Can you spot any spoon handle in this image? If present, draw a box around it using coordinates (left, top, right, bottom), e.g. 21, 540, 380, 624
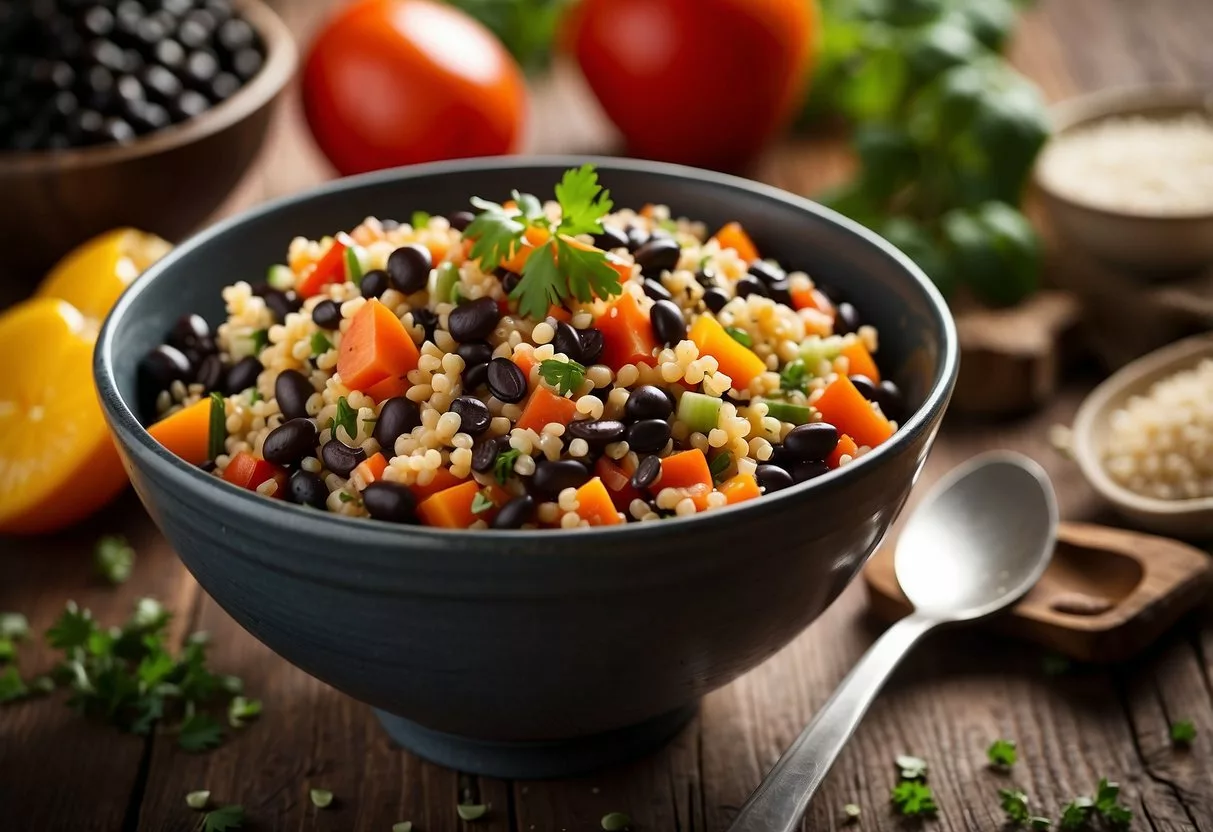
726, 613, 938, 832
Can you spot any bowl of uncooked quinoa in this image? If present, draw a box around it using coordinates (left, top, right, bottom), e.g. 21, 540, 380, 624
1033, 86, 1213, 275
1072, 333, 1213, 540
95, 156, 957, 777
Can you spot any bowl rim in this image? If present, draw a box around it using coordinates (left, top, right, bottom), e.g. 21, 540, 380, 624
1032, 84, 1213, 223
1071, 331, 1213, 517
0, 0, 297, 175
95, 155, 959, 546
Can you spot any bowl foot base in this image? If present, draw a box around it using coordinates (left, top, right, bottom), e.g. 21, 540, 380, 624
373, 702, 699, 779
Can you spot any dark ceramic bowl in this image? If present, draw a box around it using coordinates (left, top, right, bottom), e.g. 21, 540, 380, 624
95, 157, 958, 778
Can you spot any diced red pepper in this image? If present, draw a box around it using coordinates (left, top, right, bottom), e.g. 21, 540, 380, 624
594, 456, 642, 513
222, 451, 288, 497
297, 233, 355, 298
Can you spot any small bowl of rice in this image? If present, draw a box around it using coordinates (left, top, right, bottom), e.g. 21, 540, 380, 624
1033, 86, 1213, 276
1072, 332, 1213, 540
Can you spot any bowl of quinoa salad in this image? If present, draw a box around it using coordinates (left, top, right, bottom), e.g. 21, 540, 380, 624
96, 157, 957, 776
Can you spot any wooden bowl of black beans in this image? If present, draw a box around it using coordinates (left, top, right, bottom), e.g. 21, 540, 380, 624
0, 0, 296, 278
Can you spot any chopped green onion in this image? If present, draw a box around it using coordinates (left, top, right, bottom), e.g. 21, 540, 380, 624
207, 393, 226, 461
266, 264, 294, 291
456, 803, 487, 821
310, 789, 334, 809
677, 391, 722, 434
430, 261, 461, 304
799, 335, 843, 368
344, 246, 364, 285
186, 790, 211, 810
724, 326, 752, 348
708, 451, 732, 484
251, 329, 269, 354
310, 330, 333, 357
761, 400, 812, 425
494, 448, 522, 485
410, 210, 431, 229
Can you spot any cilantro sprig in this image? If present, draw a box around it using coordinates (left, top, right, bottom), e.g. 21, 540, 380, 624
538, 358, 587, 396
493, 448, 523, 485
891, 780, 937, 817
465, 165, 622, 319
1170, 719, 1196, 747
988, 738, 1018, 769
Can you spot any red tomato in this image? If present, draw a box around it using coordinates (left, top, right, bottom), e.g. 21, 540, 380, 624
302, 0, 527, 176
566, 0, 817, 170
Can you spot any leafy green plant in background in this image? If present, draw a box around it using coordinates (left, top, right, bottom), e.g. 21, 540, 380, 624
445, 0, 573, 73
805, 0, 1049, 307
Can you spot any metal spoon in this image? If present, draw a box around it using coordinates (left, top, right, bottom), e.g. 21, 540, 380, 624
727, 451, 1058, 832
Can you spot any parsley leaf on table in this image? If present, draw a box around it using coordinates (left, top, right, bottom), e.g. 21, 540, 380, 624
1000, 788, 1031, 825
179, 713, 224, 752
95, 535, 135, 585
1031, 817, 1053, 830
554, 163, 613, 236
538, 358, 587, 396
0, 666, 27, 703
1170, 719, 1196, 746
201, 804, 244, 832
891, 780, 938, 817
1094, 779, 1132, 830
1058, 797, 1093, 830
988, 738, 1018, 768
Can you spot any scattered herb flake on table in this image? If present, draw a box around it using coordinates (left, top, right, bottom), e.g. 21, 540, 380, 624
227, 695, 262, 728
201, 804, 244, 832
891, 779, 938, 817
601, 811, 631, 831
456, 803, 488, 821
988, 738, 1018, 768
186, 790, 212, 810
392, 823, 413, 832
1000, 788, 1031, 825
896, 754, 929, 781
1170, 719, 1196, 746
95, 534, 135, 584
310, 788, 334, 809
179, 713, 224, 752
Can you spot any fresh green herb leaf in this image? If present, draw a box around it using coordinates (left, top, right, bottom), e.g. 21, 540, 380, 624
1058, 797, 1093, 830
28, 675, 54, 695
1031, 817, 1052, 830
0, 666, 27, 703
513, 239, 565, 320
331, 396, 358, 442
724, 326, 753, 348
0, 612, 29, 641
186, 790, 211, 810
46, 601, 96, 650
227, 696, 261, 728
538, 357, 587, 396
1094, 779, 1131, 829
988, 738, 1018, 768
1170, 719, 1196, 746
1103, 804, 1132, 830
310, 330, 333, 357
345, 246, 364, 285
466, 197, 529, 272
393, 823, 413, 832
130, 597, 169, 632
249, 389, 262, 405
471, 491, 495, 515
95, 535, 135, 585
494, 448, 522, 485
267, 264, 294, 291
411, 210, 431, 229
555, 235, 622, 305
709, 451, 733, 484
512, 189, 545, 221
310, 789, 334, 809
179, 713, 224, 752
554, 163, 613, 236
219, 674, 242, 694
779, 358, 809, 394
200, 804, 244, 832
601, 811, 631, 831
890, 780, 937, 817
338, 491, 356, 503
0, 638, 13, 664
208, 393, 226, 461
1000, 788, 1031, 825
896, 754, 928, 781
251, 329, 269, 353
843, 803, 862, 823
457, 803, 488, 821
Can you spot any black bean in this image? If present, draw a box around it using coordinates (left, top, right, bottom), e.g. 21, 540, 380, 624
411, 308, 439, 344
321, 439, 366, 478
456, 341, 493, 369
463, 362, 489, 392
125, 99, 170, 133
183, 50, 218, 88
199, 460, 217, 473
143, 344, 192, 387
168, 314, 213, 354
471, 438, 503, 473
208, 71, 240, 102
579, 328, 604, 365
626, 226, 649, 252
264, 288, 301, 322
694, 269, 717, 288
633, 237, 681, 278
286, 470, 329, 509
624, 385, 674, 421
217, 17, 255, 52
362, 482, 416, 524
446, 297, 500, 343
835, 302, 860, 335
450, 395, 491, 435
312, 299, 342, 330
274, 369, 314, 420
590, 383, 614, 402
100, 116, 136, 143
755, 464, 794, 494
492, 495, 535, 529
195, 354, 224, 391
650, 299, 687, 347
849, 374, 879, 401
703, 288, 729, 313
154, 39, 186, 70
177, 18, 211, 50
486, 357, 527, 404
373, 397, 421, 450
783, 422, 839, 461
642, 278, 672, 302
224, 355, 262, 394
171, 89, 209, 120
386, 244, 431, 294
592, 225, 628, 251
627, 419, 672, 454
551, 321, 583, 363
566, 419, 627, 447
631, 454, 662, 490
262, 418, 318, 468
532, 459, 592, 496
141, 64, 181, 103
877, 380, 904, 423
767, 279, 793, 308
115, 73, 144, 105
734, 276, 767, 299
791, 460, 830, 484
748, 260, 783, 285
360, 268, 389, 299
447, 210, 475, 231
497, 268, 521, 294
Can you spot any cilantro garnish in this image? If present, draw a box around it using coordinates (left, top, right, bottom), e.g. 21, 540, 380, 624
891, 780, 937, 817
988, 738, 1018, 769
251, 328, 269, 353
310, 330, 333, 357
227, 695, 262, 728
207, 392, 226, 461
1031, 816, 1053, 829
1058, 798, 1093, 830
200, 804, 244, 832
538, 358, 587, 396
95, 535, 135, 585
709, 451, 732, 484
494, 448, 523, 484
725, 326, 753, 348
331, 396, 357, 442
471, 491, 495, 515
1170, 719, 1196, 746
1095, 779, 1131, 830
1000, 788, 1031, 825
465, 198, 528, 269
179, 713, 224, 752
554, 164, 614, 235
779, 358, 809, 395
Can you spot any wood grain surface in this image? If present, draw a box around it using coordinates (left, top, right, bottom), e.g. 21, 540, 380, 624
2, 1, 1211, 830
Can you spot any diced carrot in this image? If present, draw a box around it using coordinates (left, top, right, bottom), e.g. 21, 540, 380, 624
513, 349, 539, 383
719, 473, 761, 504
148, 397, 213, 466
595, 456, 642, 513
639, 204, 657, 218
658, 449, 714, 510
362, 373, 410, 402
574, 477, 624, 526
547, 304, 572, 323
353, 452, 388, 486
416, 480, 482, 529
297, 233, 354, 298
428, 237, 451, 264
790, 284, 835, 319
827, 434, 859, 469
709, 221, 758, 262
408, 467, 465, 501
516, 386, 578, 433
337, 299, 419, 395
497, 225, 551, 273
814, 376, 894, 449
688, 314, 765, 390
596, 291, 658, 370
839, 340, 881, 383
560, 235, 632, 284
222, 452, 287, 497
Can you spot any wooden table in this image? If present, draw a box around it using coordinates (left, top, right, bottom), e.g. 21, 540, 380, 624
3, 1, 1211, 829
